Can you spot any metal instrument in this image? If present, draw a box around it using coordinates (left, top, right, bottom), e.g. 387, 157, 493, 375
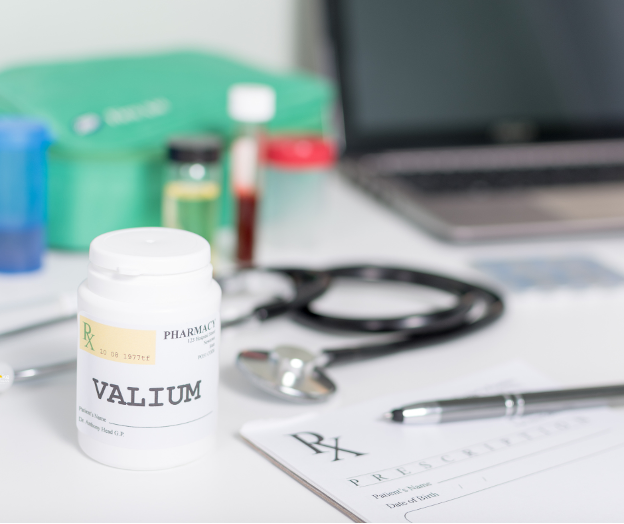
2, 265, 504, 403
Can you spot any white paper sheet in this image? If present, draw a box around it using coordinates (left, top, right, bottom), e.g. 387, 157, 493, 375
241, 362, 624, 522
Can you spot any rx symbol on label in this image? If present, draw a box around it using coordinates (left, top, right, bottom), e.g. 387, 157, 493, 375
290, 432, 367, 462
83, 322, 95, 351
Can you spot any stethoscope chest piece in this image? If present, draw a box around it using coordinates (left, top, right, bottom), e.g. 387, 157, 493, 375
236, 345, 336, 403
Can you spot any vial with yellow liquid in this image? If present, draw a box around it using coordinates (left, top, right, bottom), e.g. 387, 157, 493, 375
163, 136, 222, 250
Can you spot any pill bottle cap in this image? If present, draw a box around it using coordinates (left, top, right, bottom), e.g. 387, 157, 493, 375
168, 135, 222, 163
89, 227, 211, 276
0, 117, 51, 273
0, 117, 52, 149
228, 84, 276, 123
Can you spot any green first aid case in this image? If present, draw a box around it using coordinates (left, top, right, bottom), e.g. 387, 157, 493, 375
0, 51, 333, 250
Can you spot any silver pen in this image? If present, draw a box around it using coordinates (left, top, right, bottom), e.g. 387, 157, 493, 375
384, 384, 624, 424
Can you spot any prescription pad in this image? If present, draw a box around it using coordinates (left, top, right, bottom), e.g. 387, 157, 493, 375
241, 361, 624, 522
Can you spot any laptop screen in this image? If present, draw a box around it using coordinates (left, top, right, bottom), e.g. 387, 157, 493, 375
328, 0, 624, 154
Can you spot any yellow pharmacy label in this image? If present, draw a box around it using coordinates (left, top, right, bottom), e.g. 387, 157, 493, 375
79, 316, 156, 365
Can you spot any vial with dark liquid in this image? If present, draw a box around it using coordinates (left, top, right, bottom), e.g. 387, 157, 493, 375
228, 84, 275, 267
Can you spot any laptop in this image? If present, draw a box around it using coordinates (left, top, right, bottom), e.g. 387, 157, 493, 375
325, 0, 624, 242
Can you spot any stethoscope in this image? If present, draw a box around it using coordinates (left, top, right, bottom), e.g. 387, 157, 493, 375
0, 265, 504, 402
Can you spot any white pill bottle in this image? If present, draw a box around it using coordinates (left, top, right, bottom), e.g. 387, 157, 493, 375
76, 227, 221, 470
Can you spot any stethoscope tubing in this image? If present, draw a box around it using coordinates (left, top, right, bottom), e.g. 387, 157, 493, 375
290, 265, 504, 365
293, 266, 485, 333
321, 286, 503, 365
3, 265, 503, 384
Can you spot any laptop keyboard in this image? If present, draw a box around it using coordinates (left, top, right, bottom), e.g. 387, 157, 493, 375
392, 165, 624, 193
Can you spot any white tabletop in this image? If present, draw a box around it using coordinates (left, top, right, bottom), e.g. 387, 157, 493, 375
3, 174, 624, 522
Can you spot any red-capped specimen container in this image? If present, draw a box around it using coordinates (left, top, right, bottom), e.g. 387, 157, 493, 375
262, 136, 335, 246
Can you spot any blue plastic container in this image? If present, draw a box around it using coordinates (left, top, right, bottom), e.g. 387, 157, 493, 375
0, 118, 51, 272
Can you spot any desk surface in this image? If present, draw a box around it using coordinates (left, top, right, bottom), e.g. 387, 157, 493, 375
3, 174, 624, 522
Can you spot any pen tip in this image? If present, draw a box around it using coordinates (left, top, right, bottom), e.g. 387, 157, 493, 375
384, 410, 404, 423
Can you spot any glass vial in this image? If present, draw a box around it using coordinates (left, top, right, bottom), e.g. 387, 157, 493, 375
227, 84, 275, 266
163, 135, 222, 247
